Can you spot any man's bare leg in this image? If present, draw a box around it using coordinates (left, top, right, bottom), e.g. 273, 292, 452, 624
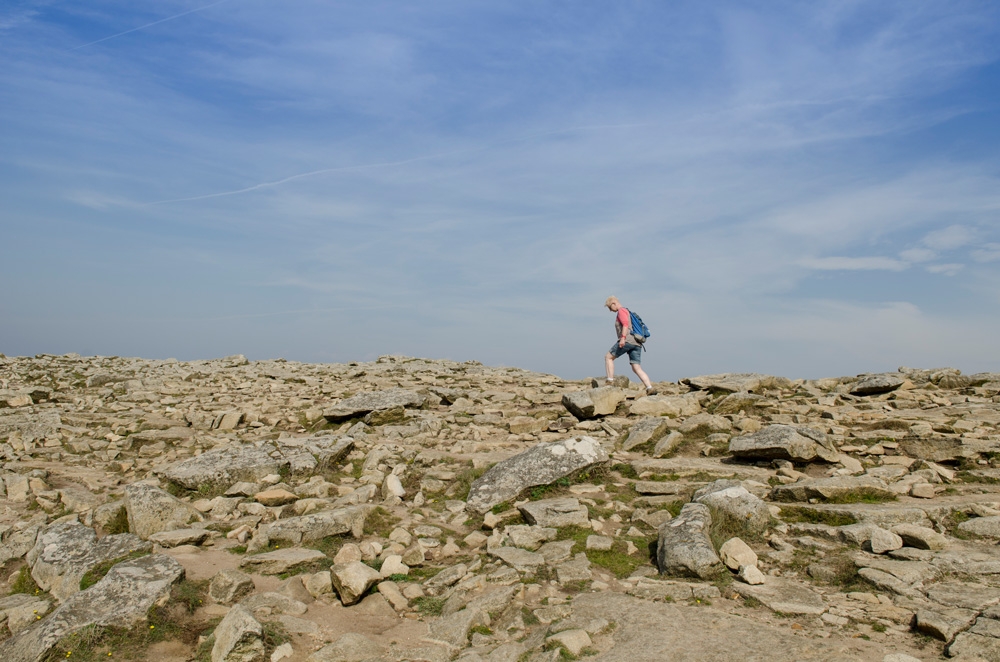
605, 353, 615, 382
631, 363, 652, 389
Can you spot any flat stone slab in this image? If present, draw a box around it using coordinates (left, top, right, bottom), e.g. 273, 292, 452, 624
240, 548, 327, 575
519, 497, 590, 528
27, 522, 151, 602
682, 373, 773, 394
850, 374, 904, 396
770, 475, 894, 503
958, 516, 1000, 539
0, 554, 184, 662
568, 590, 898, 661
466, 437, 608, 514
634, 481, 686, 495
323, 389, 424, 421
156, 437, 353, 490
731, 577, 827, 615
148, 528, 210, 548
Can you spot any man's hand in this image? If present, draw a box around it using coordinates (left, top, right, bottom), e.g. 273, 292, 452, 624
618, 336, 626, 348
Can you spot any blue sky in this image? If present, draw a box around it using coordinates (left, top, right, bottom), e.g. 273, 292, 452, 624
2, 1, 999, 381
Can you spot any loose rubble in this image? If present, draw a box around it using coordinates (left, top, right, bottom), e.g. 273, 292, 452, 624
0, 354, 997, 660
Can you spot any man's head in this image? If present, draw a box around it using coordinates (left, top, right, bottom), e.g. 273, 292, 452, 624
605, 296, 620, 312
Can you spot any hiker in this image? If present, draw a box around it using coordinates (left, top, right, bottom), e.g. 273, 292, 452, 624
604, 296, 657, 395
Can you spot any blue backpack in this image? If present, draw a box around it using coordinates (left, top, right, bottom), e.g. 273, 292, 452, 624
629, 310, 651, 345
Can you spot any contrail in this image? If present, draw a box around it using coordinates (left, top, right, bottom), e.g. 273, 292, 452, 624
147, 122, 650, 205
69, 0, 230, 51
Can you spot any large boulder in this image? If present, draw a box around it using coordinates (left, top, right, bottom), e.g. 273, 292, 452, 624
157, 437, 353, 490
693, 481, 771, 538
123, 482, 204, 539
465, 437, 609, 514
323, 389, 423, 421
0, 554, 184, 662
728, 425, 838, 463
850, 374, 904, 396
26, 522, 151, 602
657, 503, 723, 579
561, 387, 625, 420
211, 603, 265, 662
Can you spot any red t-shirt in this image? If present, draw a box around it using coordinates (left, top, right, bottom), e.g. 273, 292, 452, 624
615, 308, 632, 339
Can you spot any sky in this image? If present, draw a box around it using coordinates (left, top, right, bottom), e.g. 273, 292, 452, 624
2, 1, 1000, 382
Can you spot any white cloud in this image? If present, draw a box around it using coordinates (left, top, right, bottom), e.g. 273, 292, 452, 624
971, 243, 1000, 262
798, 256, 908, 271
899, 247, 936, 263
922, 224, 975, 250
925, 263, 964, 275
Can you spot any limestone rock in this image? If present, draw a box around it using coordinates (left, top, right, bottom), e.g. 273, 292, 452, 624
148, 528, 209, 548
713, 392, 768, 415
738, 564, 766, 585
123, 482, 203, 540
850, 374, 904, 396
330, 561, 382, 606
957, 516, 1000, 539
693, 481, 770, 538
867, 527, 903, 554
682, 373, 773, 394
26, 522, 151, 602
260, 505, 374, 545
731, 577, 826, 615
0, 594, 52, 634
890, 524, 948, 550
240, 548, 327, 575
323, 389, 423, 421
307, 633, 384, 662
561, 387, 625, 420
518, 497, 590, 528
729, 425, 838, 463
718, 537, 757, 571
770, 475, 894, 502
629, 394, 701, 417
621, 417, 671, 451
657, 503, 723, 579
210, 569, 256, 604
546, 629, 592, 656
211, 603, 265, 662
0, 554, 184, 662
465, 437, 608, 514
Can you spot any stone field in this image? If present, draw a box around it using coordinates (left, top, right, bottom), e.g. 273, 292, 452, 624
0, 352, 998, 662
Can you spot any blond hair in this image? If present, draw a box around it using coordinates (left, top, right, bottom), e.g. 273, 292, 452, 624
604, 296, 619, 309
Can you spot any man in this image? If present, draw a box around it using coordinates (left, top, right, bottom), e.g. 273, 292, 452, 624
604, 296, 657, 395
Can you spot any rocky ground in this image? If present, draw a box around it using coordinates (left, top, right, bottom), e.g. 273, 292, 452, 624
0, 354, 998, 662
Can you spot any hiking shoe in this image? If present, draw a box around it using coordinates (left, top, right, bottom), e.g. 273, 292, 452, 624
605, 378, 615, 385
645, 386, 658, 396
